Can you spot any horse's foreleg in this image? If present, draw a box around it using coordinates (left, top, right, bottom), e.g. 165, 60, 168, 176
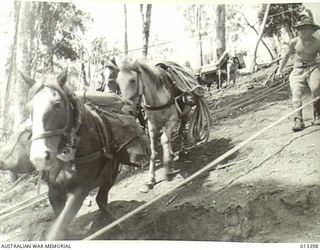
148, 133, 157, 186
217, 70, 221, 89
161, 127, 179, 181
233, 73, 237, 85
177, 114, 189, 156
140, 126, 158, 193
48, 184, 66, 217
96, 159, 119, 212
46, 188, 88, 240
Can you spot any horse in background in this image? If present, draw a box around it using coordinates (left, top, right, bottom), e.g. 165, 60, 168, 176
216, 51, 246, 89
21, 71, 120, 240
226, 56, 241, 85
116, 60, 210, 192
96, 58, 120, 94
97, 58, 147, 130
0, 122, 34, 181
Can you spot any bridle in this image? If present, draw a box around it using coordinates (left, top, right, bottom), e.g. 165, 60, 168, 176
29, 81, 73, 142
121, 69, 144, 109
121, 69, 175, 112
28, 78, 114, 180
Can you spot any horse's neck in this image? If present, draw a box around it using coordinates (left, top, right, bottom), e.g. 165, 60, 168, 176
141, 71, 172, 107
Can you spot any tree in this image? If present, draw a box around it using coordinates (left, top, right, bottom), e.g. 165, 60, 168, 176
249, 4, 271, 72
2, 1, 91, 136
214, 5, 226, 60
240, 12, 276, 60
124, 4, 128, 55
3, 1, 32, 134
140, 4, 152, 58
182, 4, 214, 64
257, 4, 305, 40
197, 5, 204, 66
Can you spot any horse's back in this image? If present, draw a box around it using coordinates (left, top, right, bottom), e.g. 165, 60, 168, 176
75, 90, 123, 110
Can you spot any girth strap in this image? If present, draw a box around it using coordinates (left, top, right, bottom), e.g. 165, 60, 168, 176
71, 146, 113, 165
143, 99, 175, 111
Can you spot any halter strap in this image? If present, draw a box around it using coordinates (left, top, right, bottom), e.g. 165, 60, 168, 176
137, 71, 175, 111
30, 82, 72, 141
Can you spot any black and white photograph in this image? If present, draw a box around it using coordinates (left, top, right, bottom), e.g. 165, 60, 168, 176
0, 0, 320, 247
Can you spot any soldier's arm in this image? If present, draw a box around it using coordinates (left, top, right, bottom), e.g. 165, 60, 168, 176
277, 38, 297, 74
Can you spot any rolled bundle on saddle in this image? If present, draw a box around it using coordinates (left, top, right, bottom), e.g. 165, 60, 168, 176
157, 61, 206, 98
75, 90, 150, 168
75, 90, 123, 111
216, 51, 230, 69
156, 61, 211, 143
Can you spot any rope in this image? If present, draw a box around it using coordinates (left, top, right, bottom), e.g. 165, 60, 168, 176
0, 175, 38, 201
0, 191, 47, 220
84, 96, 320, 240
210, 81, 288, 120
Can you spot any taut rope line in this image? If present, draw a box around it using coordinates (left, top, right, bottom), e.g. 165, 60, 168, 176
84, 96, 320, 240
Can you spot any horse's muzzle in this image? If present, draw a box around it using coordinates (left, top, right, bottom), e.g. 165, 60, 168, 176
30, 141, 56, 171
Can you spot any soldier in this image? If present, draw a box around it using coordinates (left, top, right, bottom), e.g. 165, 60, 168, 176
276, 16, 320, 132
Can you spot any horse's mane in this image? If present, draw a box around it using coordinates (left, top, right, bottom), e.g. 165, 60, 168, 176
120, 60, 163, 89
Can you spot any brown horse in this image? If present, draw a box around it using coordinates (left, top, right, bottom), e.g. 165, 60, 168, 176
21, 71, 120, 240
116, 60, 210, 192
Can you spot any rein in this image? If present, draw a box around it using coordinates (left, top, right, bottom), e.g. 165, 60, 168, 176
30, 82, 113, 168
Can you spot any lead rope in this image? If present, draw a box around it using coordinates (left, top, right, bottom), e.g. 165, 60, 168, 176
36, 171, 43, 195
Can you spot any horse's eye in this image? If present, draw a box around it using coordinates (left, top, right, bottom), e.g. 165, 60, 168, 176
52, 101, 61, 110
129, 79, 136, 84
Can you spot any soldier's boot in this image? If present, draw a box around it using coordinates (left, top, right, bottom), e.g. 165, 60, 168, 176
313, 99, 320, 125
292, 101, 305, 132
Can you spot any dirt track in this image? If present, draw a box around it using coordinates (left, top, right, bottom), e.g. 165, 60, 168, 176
1, 69, 320, 242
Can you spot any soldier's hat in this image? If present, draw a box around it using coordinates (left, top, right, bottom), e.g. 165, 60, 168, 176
294, 16, 320, 31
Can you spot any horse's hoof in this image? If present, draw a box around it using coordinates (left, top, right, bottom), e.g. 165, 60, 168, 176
139, 183, 154, 193
165, 169, 180, 182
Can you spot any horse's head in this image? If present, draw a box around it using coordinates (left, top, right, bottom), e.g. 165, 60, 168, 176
105, 59, 120, 94
116, 61, 142, 116
21, 70, 72, 171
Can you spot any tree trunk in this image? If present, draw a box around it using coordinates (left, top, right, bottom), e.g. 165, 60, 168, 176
124, 4, 128, 55
140, 4, 152, 59
240, 12, 275, 61
249, 4, 271, 72
214, 5, 226, 61
283, 23, 294, 40
4, 1, 32, 135
197, 5, 203, 66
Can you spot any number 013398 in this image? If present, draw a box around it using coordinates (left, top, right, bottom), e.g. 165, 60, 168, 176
300, 244, 319, 248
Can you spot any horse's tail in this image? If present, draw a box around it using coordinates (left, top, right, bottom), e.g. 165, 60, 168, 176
187, 96, 211, 144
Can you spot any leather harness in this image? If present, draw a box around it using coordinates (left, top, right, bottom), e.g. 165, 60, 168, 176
29, 81, 113, 167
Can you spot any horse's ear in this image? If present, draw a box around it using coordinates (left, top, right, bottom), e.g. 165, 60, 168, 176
111, 57, 117, 67
19, 71, 35, 87
57, 69, 68, 86
106, 58, 118, 71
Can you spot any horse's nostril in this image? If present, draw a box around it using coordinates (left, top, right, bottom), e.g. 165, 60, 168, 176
129, 111, 134, 116
45, 151, 50, 161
